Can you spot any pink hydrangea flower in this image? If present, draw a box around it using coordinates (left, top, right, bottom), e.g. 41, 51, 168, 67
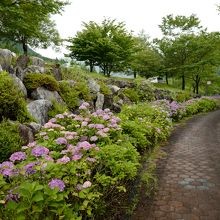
55, 114, 64, 119
81, 121, 88, 127
90, 136, 98, 142
77, 141, 91, 150
82, 181, 92, 189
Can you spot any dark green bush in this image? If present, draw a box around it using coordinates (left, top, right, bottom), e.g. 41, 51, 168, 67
23, 73, 59, 92
59, 80, 91, 110
0, 71, 32, 122
0, 120, 23, 162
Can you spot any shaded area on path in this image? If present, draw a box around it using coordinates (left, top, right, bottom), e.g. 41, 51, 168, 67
131, 110, 220, 220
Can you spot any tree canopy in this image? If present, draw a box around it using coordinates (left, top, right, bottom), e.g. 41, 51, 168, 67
68, 18, 134, 76
0, 0, 69, 54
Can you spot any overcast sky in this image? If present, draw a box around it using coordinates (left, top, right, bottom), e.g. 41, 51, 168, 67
36, 0, 220, 58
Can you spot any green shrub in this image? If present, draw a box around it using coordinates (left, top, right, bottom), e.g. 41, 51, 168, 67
0, 120, 23, 162
98, 81, 112, 95
59, 80, 91, 110
119, 103, 172, 152
174, 91, 191, 102
48, 100, 68, 118
0, 71, 33, 122
197, 98, 217, 112
23, 73, 59, 92
134, 80, 155, 102
122, 88, 139, 103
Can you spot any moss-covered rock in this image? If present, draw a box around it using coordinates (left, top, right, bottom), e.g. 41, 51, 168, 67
23, 73, 59, 92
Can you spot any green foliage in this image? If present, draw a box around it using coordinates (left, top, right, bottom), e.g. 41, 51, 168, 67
122, 88, 140, 103
98, 81, 112, 95
0, 120, 23, 162
0, 0, 68, 54
119, 103, 172, 152
0, 71, 32, 122
48, 100, 68, 118
68, 18, 134, 76
134, 80, 155, 101
0, 105, 140, 219
128, 33, 163, 78
174, 91, 191, 102
59, 80, 91, 110
23, 73, 60, 92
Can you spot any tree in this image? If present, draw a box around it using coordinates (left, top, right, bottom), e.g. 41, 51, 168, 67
128, 34, 163, 79
68, 18, 134, 77
183, 32, 220, 94
0, 0, 69, 55
157, 14, 204, 89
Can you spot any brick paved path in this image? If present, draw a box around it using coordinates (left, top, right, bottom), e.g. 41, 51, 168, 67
132, 110, 220, 220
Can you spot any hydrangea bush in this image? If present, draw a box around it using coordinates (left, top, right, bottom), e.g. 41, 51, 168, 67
0, 97, 218, 219
0, 103, 140, 219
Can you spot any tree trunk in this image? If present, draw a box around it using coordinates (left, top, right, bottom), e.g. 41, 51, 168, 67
165, 73, 168, 85
134, 72, 137, 79
181, 74, 185, 90
89, 61, 94, 72
22, 39, 28, 55
195, 75, 200, 94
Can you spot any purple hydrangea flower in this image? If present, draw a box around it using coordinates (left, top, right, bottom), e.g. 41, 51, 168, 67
72, 153, 83, 161
24, 162, 36, 174
1, 168, 14, 177
57, 156, 70, 164
56, 137, 67, 145
10, 152, 26, 162
49, 118, 57, 123
0, 161, 14, 169
6, 193, 19, 203
94, 124, 105, 129
77, 141, 92, 150
48, 178, 65, 192
31, 146, 49, 157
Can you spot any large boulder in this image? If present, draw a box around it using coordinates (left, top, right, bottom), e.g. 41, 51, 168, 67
27, 100, 52, 125
24, 65, 45, 74
16, 55, 30, 69
88, 78, 100, 94
108, 85, 120, 94
52, 64, 62, 81
11, 75, 27, 98
14, 66, 25, 81
19, 124, 34, 145
0, 48, 14, 71
32, 57, 45, 67
31, 87, 65, 104
95, 93, 104, 110
28, 122, 42, 134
